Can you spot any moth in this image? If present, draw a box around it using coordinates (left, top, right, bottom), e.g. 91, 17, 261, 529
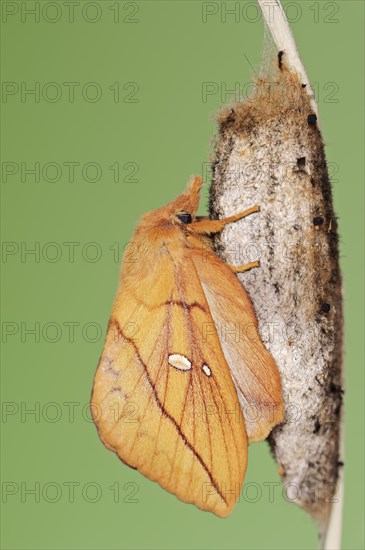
91, 176, 283, 517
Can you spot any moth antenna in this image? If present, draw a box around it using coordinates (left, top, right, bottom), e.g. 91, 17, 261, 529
186, 176, 203, 213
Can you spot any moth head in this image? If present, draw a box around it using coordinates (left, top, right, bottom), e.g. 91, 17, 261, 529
140, 176, 203, 228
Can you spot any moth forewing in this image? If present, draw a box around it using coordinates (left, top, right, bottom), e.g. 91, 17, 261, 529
91, 176, 283, 516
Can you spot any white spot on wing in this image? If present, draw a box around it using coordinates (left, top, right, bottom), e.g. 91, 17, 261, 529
202, 364, 211, 377
168, 354, 192, 371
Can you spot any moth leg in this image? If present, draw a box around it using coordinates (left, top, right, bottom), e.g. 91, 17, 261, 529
220, 205, 260, 225
227, 260, 260, 273
190, 205, 260, 234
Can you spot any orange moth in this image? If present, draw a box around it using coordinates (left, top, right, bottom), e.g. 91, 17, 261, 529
91, 176, 284, 517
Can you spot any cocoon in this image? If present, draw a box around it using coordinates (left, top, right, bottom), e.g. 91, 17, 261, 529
210, 63, 343, 528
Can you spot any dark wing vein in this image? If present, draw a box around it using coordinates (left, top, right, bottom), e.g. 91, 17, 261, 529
109, 319, 227, 504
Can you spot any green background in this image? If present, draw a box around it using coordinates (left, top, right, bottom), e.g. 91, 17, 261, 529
1, 1, 364, 548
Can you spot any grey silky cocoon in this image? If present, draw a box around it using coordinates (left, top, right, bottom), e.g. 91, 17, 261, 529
209, 64, 343, 526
